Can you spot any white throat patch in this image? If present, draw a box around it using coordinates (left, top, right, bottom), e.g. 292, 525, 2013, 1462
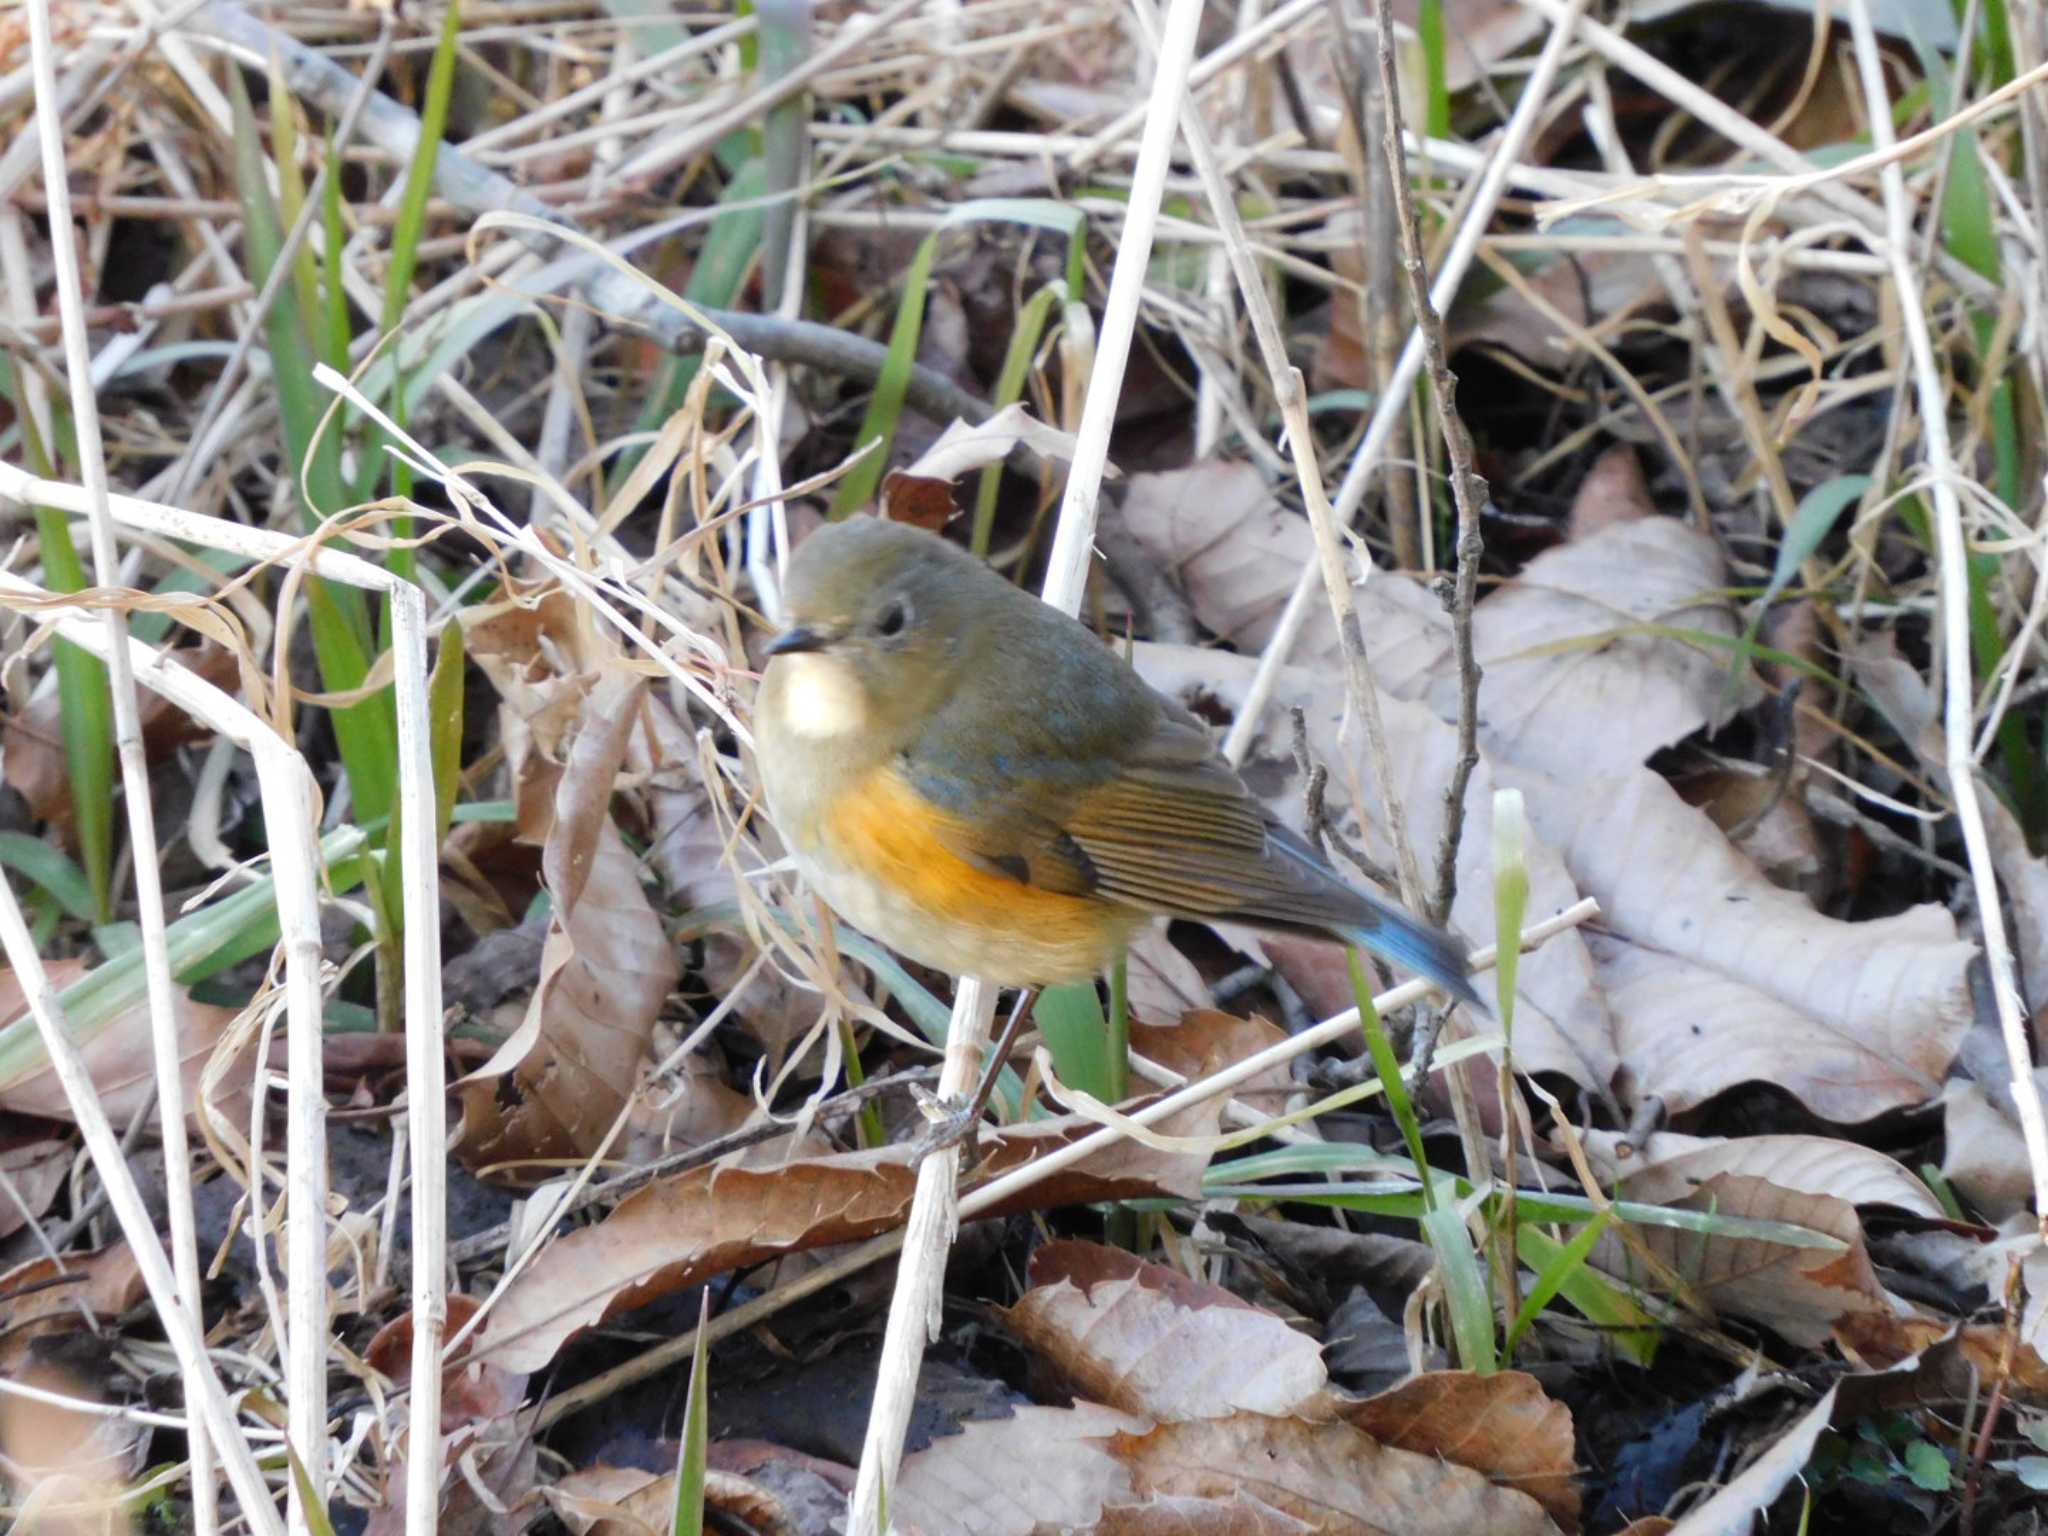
774, 652, 869, 739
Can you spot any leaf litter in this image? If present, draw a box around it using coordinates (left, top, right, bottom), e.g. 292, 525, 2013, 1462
2, 0, 2047, 1532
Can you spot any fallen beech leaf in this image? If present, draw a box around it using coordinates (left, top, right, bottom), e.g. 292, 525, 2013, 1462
1427, 515, 1741, 782
1004, 1243, 1331, 1421
3, 641, 240, 832
1134, 641, 1617, 1098
1594, 1172, 1890, 1347
1341, 1371, 1579, 1532
892, 1403, 1145, 1536
1116, 464, 1331, 661
0, 1137, 66, 1240
1939, 1075, 2047, 1220
1122, 926, 1214, 1026
477, 1104, 1219, 1374
1833, 1314, 2048, 1414
1532, 772, 1973, 1121
0, 1246, 146, 1374
1128, 1010, 1291, 1110
1573, 1130, 1943, 1219
1109, 1414, 1560, 1535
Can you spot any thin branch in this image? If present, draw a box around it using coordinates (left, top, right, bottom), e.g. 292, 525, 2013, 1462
1364, 0, 1488, 927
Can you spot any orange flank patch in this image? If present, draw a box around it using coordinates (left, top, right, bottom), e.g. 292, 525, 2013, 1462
819, 766, 1132, 979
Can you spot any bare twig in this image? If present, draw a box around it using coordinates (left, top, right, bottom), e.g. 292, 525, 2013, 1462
1363, 0, 1487, 928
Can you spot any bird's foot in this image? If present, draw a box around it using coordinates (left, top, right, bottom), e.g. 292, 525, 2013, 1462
907, 1085, 989, 1170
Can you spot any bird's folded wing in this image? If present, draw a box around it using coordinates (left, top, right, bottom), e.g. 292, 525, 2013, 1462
907, 713, 1373, 931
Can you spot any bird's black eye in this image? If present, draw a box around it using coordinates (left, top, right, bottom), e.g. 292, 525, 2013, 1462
876, 598, 910, 638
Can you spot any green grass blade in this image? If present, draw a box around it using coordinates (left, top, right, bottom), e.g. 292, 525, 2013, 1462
970, 281, 1063, 556
1348, 949, 1435, 1212
670, 1291, 712, 1536
1515, 1223, 1660, 1365
1491, 789, 1527, 1030
1720, 466, 1860, 710
1034, 981, 1115, 1106
321, 134, 354, 372
835, 199, 1088, 519
0, 833, 97, 924
231, 69, 399, 827
1417, 0, 1450, 140
1422, 1178, 1497, 1372
627, 157, 771, 473
33, 511, 114, 923
830, 229, 939, 518
367, 0, 462, 547
428, 619, 467, 842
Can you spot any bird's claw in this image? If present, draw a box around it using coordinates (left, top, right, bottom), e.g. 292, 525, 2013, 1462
907, 1085, 986, 1169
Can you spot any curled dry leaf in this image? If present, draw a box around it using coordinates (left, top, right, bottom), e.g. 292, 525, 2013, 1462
1549, 781, 1973, 1121
2, 640, 241, 833
475, 1103, 1220, 1375
1938, 1075, 2048, 1220
549, 1450, 840, 1536
0, 1137, 67, 1241
0, 1245, 150, 1526
1417, 512, 1742, 782
893, 1402, 1564, 1536
1132, 481, 1975, 1120
1122, 925, 1214, 1025
892, 1402, 1147, 1536
0, 1245, 146, 1373
1109, 1415, 1560, 1536
1128, 1009, 1292, 1113
1004, 1242, 1578, 1528
1834, 1313, 2048, 1415
1116, 464, 1335, 661
457, 674, 682, 1185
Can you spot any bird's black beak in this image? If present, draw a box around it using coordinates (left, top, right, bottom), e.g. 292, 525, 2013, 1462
766, 625, 826, 657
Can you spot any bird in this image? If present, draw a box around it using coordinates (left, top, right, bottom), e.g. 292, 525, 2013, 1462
753, 515, 1481, 1012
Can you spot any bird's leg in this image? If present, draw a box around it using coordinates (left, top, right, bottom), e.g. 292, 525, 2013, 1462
910, 986, 1038, 1167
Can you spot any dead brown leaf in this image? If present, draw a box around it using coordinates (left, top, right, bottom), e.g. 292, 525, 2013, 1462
0, 1135, 67, 1241
1340, 1371, 1579, 1532
476, 1103, 1220, 1374
1574, 1130, 1943, 1218
456, 673, 681, 1184
364, 1294, 536, 1536
0, 959, 255, 1131
2, 641, 240, 834
1107, 1414, 1560, 1535
1595, 1171, 1891, 1347
1003, 1241, 1331, 1421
